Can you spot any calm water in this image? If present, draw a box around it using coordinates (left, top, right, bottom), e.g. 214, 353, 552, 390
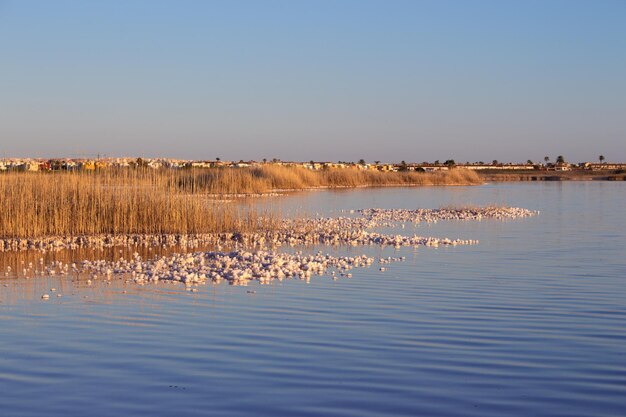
1, 182, 625, 417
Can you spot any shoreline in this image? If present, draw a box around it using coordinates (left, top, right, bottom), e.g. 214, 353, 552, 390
478, 170, 626, 182
197, 175, 623, 200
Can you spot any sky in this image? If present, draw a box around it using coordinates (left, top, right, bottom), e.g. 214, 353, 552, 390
1, 0, 625, 163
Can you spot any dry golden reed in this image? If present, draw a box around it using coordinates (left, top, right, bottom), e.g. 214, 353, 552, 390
0, 166, 480, 239
0, 169, 258, 239
178, 165, 482, 194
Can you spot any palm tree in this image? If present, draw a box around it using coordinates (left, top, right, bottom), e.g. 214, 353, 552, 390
556, 155, 565, 164
544, 156, 550, 164
527, 160, 534, 165
599, 155, 605, 164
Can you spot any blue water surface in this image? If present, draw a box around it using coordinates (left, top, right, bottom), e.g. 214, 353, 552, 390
1, 182, 625, 417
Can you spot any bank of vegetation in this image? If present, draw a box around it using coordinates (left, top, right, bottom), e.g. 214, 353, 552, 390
178, 165, 481, 194
0, 166, 481, 239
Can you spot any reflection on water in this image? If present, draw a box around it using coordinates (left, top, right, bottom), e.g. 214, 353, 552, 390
1, 182, 626, 417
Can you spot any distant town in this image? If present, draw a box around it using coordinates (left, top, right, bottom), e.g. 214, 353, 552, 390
1, 156, 625, 173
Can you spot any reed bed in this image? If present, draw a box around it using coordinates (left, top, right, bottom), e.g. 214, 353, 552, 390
1, 166, 480, 239
0, 169, 266, 239
178, 165, 482, 194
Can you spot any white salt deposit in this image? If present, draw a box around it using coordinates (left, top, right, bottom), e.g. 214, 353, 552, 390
0, 206, 535, 253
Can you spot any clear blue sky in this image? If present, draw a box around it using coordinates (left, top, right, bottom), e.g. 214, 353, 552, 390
1, 0, 625, 162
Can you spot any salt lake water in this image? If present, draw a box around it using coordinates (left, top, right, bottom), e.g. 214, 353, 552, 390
1, 182, 625, 416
